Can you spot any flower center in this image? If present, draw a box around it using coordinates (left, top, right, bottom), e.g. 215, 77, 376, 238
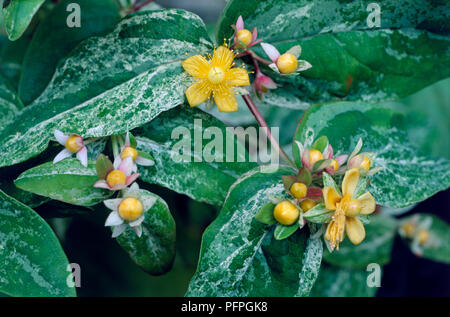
208, 67, 225, 84
360, 156, 371, 171
65, 135, 82, 153
273, 200, 299, 225
106, 170, 126, 188
121, 147, 138, 161
276, 53, 298, 74
308, 149, 323, 166
118, 197, 143, 222
236, 29, 252, 47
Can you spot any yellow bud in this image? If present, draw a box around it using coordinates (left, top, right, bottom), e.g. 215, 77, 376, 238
121, 146, 138, 161
273, 201, 299, 225
106, 170, 126, 188
417, 230, 429, 245
330, 159, 339, 172
208, 66, 225, 84
300, 199, 317, 212
402, 222, 416, 237
360, 156, 371, 171
65, 135, 82, 153
345, 198, 361, 217
308, 149, 323, 166
290, 182, 307, 199
236, 29, 252, 47
276, 53, 298, 74
118, 197, 143, 222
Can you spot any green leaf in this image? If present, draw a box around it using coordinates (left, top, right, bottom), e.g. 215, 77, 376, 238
0, 33, 30, 88
18, 0, 121, 105
310, 264, 379, 297
115, 189, 176, 275
303, 203, 333, 224
274, 222, 299, 240
0, 190, 75, 296
400, 214, 450, 264
0, 9, 212, 168
95, 154, 113, 180
294, 101, 450, 208
255, 202, 276, 225
1, 0, 45, 41
134, 105, 256, 206
0, 73, 23, 127
323, 214, 398, 268
0, 179, 49, 208
218, 0, 450, 105
186, 166, 322, 297
15, 159, 112, 207
312, 136, 328, 152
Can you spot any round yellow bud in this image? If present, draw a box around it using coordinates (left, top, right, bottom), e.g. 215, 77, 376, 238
236, 29, 252, 47
106, 170, 126, 188
121, 146, 138, 161
208, 66, 225, 84
308, 149, 323, 166
118, 197, 143, 222
276, 53, 298, 74
290, 182, 307, 199
345, 199, 361, 217
65, 135, 82, 153
402, 222, 416, 237
417, 230, 429, 245
273, 201, 299, 225
330, 159, 339, 172
300, 199, 317, 212
360, 156, 371, 171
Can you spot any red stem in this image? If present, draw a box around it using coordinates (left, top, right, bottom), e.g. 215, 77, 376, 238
241, 94, 296, 168
128, 0, 154, 13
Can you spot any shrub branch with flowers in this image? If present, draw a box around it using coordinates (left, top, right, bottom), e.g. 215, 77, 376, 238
0, 0, 449, 297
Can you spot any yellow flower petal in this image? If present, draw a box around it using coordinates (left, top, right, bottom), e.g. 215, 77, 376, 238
211, 46, 235, 71
213, 85, 238, 112
323, 186, 341, 210
357, 192, 376, 215
345, 217, 366, 245
225, 68, 250, 86
182, 55, 211, 79
185, 80, 212, 107
342, 167, 360, 197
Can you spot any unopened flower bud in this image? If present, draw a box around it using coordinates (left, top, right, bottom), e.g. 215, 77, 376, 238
273, 200, 299, 225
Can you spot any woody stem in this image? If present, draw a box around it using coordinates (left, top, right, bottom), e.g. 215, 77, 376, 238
129, 0, 153, 13
241, 94, 296, 168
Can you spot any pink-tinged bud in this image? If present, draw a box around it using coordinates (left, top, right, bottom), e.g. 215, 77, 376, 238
253, 71, 277, 98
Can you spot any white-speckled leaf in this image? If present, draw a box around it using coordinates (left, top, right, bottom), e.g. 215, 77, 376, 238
296, 234, 323, 297
310, 264, 379, 297
0, 9, 212, 168
0, 190, 75, 296
134, 105, 256, 206
14, 159, 112, 207
0, 73, 23, 127
186, 166, 322, 297
294, 102, 450, 208
115, 189, 176, 275
1, 0, 45, 41
218, 0, 450, 105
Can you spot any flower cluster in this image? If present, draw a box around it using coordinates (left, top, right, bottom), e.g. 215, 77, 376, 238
181, 16, 312, 112
255, 136, 381, 252
52, 130, 154, 238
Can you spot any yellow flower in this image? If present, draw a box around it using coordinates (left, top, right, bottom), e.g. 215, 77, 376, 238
182, 46, 250, 112
323, 168, 376, 251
